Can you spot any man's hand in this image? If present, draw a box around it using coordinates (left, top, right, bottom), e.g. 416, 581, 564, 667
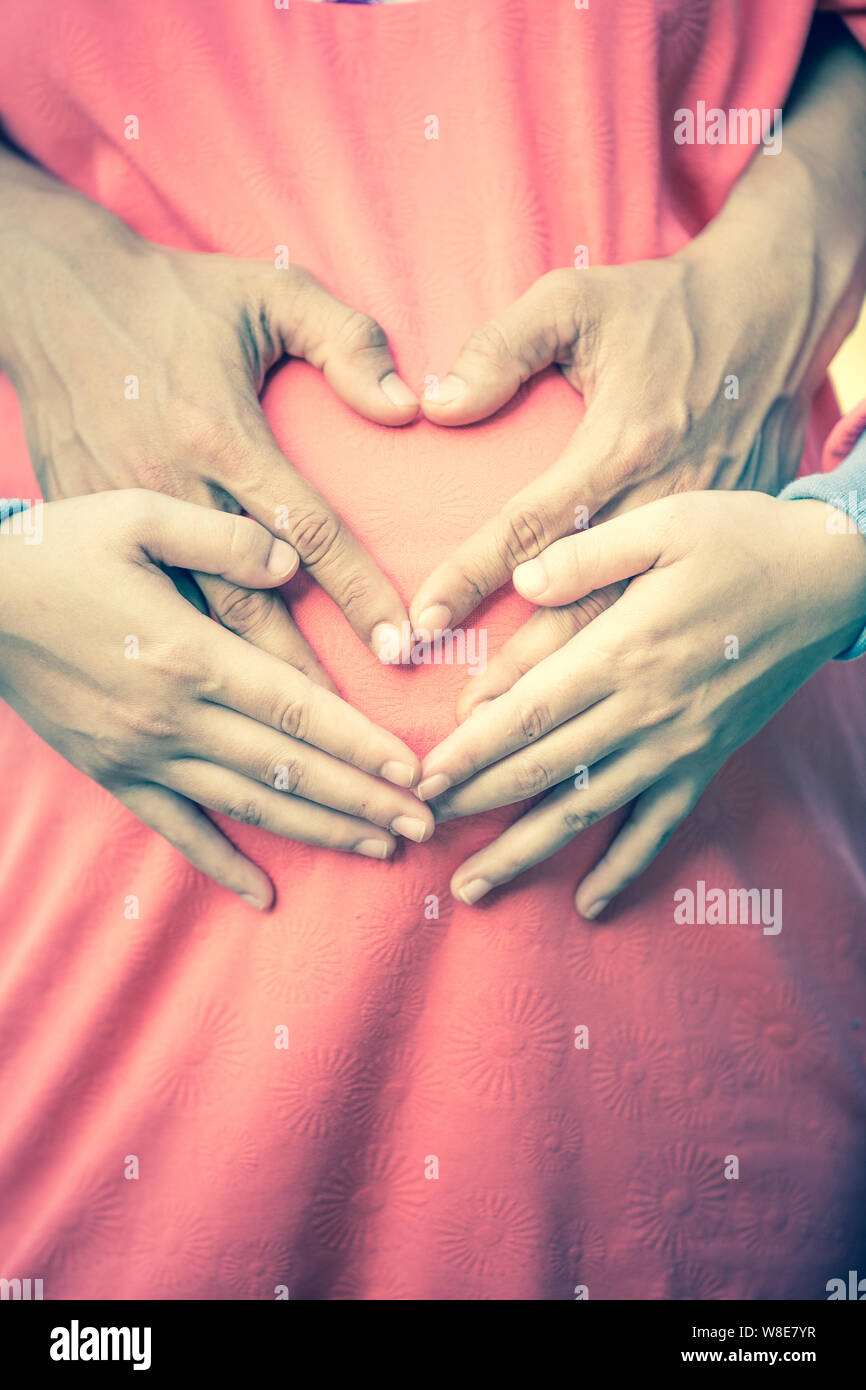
411, 250, 815, 647
0, 141, 419, 679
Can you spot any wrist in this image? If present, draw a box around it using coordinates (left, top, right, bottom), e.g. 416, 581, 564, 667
677, 143, 866, 405
0, 526, 27, 646
781, 498, 866, 658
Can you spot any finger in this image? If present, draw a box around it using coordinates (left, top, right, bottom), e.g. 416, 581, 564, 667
513, 504, 671, 607
200, 621, 421, 787
195, 573, 338, 690
117, 782, 274, 909
455, 584, 627, 721
131, 493, 300, 587
433, 695, 624, 822
410, 399, 645, 632
449, 751, 654, 905
163, 760, 397, 859
214, 414, 412, 662
408, 463, 583, 634
421, 269, 583, 426
575, 778, 701, 919
258, 265, 418, 425
417, 627, 613, 799
192, 706, 433, 842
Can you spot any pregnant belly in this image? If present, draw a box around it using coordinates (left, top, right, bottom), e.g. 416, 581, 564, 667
262, 360, 586, 756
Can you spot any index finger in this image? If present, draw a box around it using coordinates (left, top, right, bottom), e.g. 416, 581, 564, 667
225, 423, 412, 663
197, 617, 421, 788
417, 625, 613, 800
408, 422, 619, 633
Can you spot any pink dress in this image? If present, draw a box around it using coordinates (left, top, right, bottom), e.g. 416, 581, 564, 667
1, 0, 865, 1300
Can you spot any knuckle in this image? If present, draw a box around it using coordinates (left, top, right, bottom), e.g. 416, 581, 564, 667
601, 438, 644, 491
276, 695, 309, 741
269, 755, 304, 796
661, 490, 701, 531
330, 571, 374, 619
569, 581, 628, 628
512, 757, 553, 798
126, 454, 187, 500
633, 685, 677, 731
537, 268, 585, 334
177, 406, 236, 463
586, 621, 632, 670
108, 488, 175, 549
539, 266, 579, 298
454, 555, 493, 609
214, 584, 269, 634
124, 485, 168, 519
562, 804, 599, 835
673, 782, 701, 820
84, 738, 133, 782
225, 798, 263, 828
513, 698, 554, 745
465, 319, 513, 369
336, 309, 388, 356
499, 504, 553, 567
141, 638, 198, 689
678, 717, 713, 761
281, 504, 342, 566
123, 705, 180, 743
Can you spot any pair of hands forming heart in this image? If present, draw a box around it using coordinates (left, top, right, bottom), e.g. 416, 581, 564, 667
2, 139, 863, 915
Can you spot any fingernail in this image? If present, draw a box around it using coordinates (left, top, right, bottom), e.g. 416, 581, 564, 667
417, 773, 451, 801
416, 604, 451, 633
266, 539, 299, 578
582, 898, 608, 921
372, 621, 405, 663
240, 891, 268, 911
457, 878, 492, 905
380, 373, 418, 411
381, 760, 416, 788
514, 558, 548, 598
391, 815, 429, 843
436, 374, 467, 406
356, 839, 393, 859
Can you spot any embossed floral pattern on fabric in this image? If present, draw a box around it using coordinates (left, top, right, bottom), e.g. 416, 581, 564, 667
0, 0, 865, 1300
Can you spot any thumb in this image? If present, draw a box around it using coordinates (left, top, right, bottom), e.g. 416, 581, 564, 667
513, 503, 669, 607
258, 266, 418, 425
422, 268, 587, 426
133, 493, 300, 588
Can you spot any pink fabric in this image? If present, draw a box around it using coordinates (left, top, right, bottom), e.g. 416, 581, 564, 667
1, 0, 866, 1300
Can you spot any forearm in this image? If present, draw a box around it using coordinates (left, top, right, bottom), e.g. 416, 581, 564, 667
0, 137, 129, 240
678, 17, 866, 399
0, 139, 141, 374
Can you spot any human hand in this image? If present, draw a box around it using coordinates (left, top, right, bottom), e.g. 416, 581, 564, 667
0, 492, 432, 909
411, 237, 831, 649
417, 490, 866, 915
0, 168, 418, 678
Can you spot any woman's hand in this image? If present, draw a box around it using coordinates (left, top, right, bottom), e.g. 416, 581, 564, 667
417, 490, 866, 916
0, 143, 418, 678
0, 492, 432, 909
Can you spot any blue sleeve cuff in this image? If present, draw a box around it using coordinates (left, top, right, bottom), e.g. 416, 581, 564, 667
778, 429, 866, 661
